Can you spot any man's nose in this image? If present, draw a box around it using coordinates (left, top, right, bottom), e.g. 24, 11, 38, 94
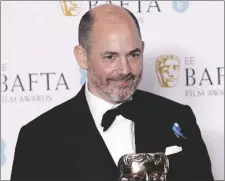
118, 58, 131, 74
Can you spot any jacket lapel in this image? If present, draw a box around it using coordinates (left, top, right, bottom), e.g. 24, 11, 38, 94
134, 114, 166, 154
132, 90, 166, 154
67, 85, 118, 180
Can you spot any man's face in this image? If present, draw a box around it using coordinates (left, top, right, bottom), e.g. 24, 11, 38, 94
87, 19, 143, 103
160, 59, 180, 87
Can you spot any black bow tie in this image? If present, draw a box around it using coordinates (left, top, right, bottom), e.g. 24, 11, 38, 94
101, 100, 135, 132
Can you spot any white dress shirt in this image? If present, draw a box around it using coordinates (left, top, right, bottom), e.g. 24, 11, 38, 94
85, 83, 136, 165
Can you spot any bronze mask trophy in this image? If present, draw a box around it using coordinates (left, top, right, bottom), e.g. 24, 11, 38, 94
118, 153, 169, 181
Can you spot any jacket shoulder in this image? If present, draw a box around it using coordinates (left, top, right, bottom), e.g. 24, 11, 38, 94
135, 89, 185, 109
20, 95, 80, 140
135, 89, 196, 127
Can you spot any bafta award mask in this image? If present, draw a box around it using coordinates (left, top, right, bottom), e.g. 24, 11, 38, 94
59, 1, 82, 16
155, 55, 180, 88
118, 153, 169, 181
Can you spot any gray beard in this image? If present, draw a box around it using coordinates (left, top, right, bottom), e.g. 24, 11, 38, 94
88, 69, 142, 104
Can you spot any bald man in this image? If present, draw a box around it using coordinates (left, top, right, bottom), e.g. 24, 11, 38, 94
11, 4, 214, 181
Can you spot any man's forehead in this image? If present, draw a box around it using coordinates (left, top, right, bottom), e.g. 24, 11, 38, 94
99, 46, 142, 55
92, 18, 139, 37
91, 34, 142, 54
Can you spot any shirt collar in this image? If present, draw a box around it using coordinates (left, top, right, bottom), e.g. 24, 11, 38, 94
85, 82, 121, 120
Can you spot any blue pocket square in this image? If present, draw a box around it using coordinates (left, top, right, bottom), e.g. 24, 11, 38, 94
172, 123, 187, 139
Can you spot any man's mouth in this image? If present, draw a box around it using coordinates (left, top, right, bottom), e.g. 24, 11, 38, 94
110, 79, 132, 86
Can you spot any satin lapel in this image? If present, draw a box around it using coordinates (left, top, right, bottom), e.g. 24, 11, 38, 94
67, 85, 119, 180
132, 91, 166, 154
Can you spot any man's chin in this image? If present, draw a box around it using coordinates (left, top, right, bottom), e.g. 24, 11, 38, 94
111, 97, 131, 104
110, 91, 135, 103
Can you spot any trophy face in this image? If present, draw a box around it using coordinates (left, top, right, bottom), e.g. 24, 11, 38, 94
118, 153, 169, 181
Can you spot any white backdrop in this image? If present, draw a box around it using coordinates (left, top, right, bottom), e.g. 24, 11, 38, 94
1, 1, 224, 180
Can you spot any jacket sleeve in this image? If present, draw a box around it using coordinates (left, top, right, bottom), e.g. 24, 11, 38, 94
182, 105, 214, 180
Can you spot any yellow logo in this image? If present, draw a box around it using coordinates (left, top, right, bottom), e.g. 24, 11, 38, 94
155, 55, 180, 88
60, 1, 82, 16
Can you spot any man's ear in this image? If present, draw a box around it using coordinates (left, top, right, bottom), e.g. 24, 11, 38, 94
74, 45, 88, 69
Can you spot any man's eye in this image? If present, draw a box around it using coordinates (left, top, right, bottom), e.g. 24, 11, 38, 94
131, 53, 140, 57
104, 55, 114, 60
129, 53, 141, 59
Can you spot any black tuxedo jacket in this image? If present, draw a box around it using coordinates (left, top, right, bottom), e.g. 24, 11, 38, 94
11, 85, 214, 181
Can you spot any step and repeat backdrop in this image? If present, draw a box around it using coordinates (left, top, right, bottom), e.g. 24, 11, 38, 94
1, 1, 224, 180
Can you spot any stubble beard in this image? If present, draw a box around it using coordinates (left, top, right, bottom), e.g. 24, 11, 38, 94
88, 66, 142, 104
